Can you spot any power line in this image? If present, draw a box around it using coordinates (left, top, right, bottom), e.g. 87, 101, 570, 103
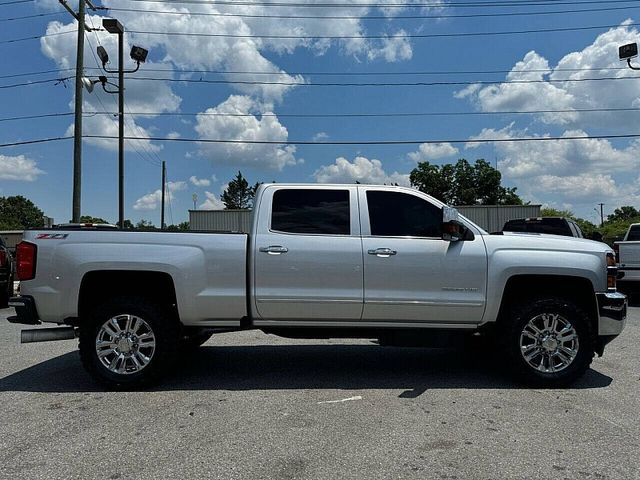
4, 73, 640, 89
0, 12, 63, 22
0, 30, 74, 45
105, 4, 640, 20
125, 21, 640, 39
0, 77, 73, 88
123, 74, 640, 86
0, 137, 73, 148
82, 132, 640, 145
0, 65, 634, 80
0, 69, 74, 79
3, 19, 638, 45
0, 0, 33, 5
4, 106, 640, 123
5, 132, 640, 148
105, 0, 640, 8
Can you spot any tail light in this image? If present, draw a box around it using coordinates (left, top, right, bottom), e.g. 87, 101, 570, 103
16, 241, 37, 281
606, 253, 617, 290
0, 249, 6, 267
613, 243, 620, 263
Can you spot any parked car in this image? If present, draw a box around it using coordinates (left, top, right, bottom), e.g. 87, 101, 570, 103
614, 223, 640, 288
502, 217, 584, 238
0, 237, 14, 308
9, 184, 626, 388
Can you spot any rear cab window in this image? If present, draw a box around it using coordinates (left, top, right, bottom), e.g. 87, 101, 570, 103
627, 225, 640, 241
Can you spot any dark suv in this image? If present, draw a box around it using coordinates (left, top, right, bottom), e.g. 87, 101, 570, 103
0, 237, 13, 308
502, 217, 584, 238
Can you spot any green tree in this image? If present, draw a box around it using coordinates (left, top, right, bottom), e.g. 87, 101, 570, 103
166, 222, 189, 231
79, 215, 110, 224
0, 196, 44, 230
607, 206, 639, 223
221, 171, 260, 209
409, 159, 523, 205
135, 219, 156, 231
123, 219, 135, 230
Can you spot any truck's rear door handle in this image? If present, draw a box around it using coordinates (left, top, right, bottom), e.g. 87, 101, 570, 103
368, 248, 397, 257
259, 245, 289, 255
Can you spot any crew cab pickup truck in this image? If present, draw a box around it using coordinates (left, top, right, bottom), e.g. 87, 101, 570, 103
614, 223, 640, 287
9, 184, 627, 388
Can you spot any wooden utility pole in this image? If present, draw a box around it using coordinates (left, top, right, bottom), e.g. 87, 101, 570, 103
59, 0, 96, 222
161, 161, 166, 230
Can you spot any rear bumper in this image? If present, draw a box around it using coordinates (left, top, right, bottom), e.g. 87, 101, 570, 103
7, 296, 41, 325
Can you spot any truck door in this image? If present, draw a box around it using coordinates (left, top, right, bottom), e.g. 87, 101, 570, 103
359, 188, 487, 325
252, 186, 364, 323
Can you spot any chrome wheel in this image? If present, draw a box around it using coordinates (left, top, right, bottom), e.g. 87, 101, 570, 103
95, 314, 156, 375
519, 313, 579, 373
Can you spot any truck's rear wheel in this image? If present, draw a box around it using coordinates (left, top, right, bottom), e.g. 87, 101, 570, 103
79, 296, 179, 388
504, 297, 594, 387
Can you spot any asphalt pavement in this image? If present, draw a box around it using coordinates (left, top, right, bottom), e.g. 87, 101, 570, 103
0, 307, 638, 480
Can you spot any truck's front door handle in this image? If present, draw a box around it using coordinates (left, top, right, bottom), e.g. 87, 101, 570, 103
259, 245, 289, 255
368, 248, 397, 257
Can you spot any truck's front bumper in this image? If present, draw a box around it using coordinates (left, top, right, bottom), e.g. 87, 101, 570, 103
7, 296, 41, 325
595, 291, 627, 356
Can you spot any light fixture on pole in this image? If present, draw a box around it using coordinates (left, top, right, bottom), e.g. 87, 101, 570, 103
619, 42, 640, 70
96, 17, 149, 229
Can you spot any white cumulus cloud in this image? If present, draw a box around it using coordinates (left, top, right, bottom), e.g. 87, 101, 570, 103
195, 95, 298, 170
189, 176, 211, 187
200, 191, 225, 210
313, 156, 409, 185
0, 155, 45, 181
408, 143, 459, 162
133, 181, 187, 210
456, 22, 640, 128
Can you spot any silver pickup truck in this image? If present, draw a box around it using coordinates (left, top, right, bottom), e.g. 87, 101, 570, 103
9, 184, 627, 388
615, 223, 640, 286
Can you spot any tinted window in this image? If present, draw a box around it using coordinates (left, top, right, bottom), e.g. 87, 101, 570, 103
628, 225, 640, 241
503, 218, 572, 236
367, 191, 442, 237
271, 189, 350, 235
570, 221, 584, 238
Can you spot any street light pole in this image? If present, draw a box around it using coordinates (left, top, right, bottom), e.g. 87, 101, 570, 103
92, 19, 148, 229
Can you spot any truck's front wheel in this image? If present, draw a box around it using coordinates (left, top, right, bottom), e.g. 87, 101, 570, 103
79, 296, 179, 388
504, 297, 594, 387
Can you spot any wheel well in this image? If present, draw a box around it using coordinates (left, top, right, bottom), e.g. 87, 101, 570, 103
78, 270, 178, 320
497, 275, 598, 333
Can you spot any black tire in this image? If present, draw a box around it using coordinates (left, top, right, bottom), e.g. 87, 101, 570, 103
179, 330, 213, 352
79, 296, 180, 389
503, 297, 594, 387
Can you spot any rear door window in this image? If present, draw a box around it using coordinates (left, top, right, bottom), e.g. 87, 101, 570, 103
271, 189, 350, 235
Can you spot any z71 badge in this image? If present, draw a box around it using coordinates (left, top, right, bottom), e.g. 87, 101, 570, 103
35, 233, 69, 240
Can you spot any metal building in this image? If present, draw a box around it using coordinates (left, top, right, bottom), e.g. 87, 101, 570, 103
189, 204, 541, 233
189, 209, 254, 232
457, 205, 542, 233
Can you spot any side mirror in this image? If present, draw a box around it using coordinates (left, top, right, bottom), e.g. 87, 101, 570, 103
441, 207, 474, 242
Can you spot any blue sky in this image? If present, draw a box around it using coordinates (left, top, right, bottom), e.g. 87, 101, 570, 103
1, 0, 640, 225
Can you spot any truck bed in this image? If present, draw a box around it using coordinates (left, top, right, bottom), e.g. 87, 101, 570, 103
18, 229, 249, 326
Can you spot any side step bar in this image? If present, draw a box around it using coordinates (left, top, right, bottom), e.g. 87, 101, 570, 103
21, 327, 76, 344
